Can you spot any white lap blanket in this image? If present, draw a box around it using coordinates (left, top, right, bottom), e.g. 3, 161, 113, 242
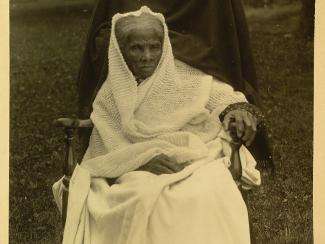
54, 141, 253, 244
53, 6, 260, 244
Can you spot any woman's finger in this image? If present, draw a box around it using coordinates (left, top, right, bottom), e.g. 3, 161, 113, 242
156, 161, 179, 174
242, 125, 252, 142
242, 110, 252, 127
241, 111, 254, 143
246, 112, 257, 131
242, 125, 255, 146
160, 158, 184, 172
234, 113, 245, 138
245, 112, 257, 146
138, 160, 173, 175
223, 113, 235, 131
156, 165, 174, 175
139, 154, 184, 174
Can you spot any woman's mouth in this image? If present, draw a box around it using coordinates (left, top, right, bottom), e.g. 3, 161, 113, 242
140, 65, 154, 69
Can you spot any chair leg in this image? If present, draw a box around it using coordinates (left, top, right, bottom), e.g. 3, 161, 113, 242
61, 127, 75, 228
62, 176, 70, 228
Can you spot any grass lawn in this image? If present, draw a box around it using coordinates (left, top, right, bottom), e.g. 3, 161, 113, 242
10, 5, 313, 244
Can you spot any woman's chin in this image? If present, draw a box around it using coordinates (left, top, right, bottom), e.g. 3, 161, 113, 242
138, 71, 155, 80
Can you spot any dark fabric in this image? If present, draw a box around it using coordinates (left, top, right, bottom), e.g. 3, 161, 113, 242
77, 0, 274, 170
219, 102, 265, 126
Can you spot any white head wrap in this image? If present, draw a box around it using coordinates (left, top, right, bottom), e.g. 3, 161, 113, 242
107, 6, 213, 140
114, 11, 164, 50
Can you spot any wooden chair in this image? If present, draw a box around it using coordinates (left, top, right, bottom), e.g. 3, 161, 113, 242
53, 118, 93, 226
53, 117, 244, 227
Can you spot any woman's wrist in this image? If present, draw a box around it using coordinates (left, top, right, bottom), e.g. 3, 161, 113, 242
219, 102, 266, 129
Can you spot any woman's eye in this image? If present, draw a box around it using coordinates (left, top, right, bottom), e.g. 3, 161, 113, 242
130, 45, 140, 51
151, 45, 161, 51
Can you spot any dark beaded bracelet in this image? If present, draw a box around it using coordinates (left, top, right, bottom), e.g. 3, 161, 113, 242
219, 102, 266, 129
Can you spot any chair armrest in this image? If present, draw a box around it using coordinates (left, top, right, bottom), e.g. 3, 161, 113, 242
53, 117, 94, 128
53, 118, 93, 178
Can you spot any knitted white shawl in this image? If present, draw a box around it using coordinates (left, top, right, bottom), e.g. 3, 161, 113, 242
80, 6, 256, 180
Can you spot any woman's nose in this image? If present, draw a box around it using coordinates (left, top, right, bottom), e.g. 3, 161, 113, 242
141, 48, 153, 61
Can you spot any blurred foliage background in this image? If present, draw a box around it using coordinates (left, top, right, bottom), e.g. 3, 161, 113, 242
10, 0, 314, 243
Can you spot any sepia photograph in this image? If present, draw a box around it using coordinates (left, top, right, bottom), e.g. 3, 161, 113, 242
8, 0, 316, 243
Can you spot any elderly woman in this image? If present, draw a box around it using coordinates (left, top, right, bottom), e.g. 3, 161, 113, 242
54, 7, 262, 244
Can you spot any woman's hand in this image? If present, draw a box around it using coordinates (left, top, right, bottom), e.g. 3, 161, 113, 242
222, 109, 257, 146
136, 154, 185, 175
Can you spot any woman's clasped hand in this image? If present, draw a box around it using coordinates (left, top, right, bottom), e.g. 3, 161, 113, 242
223, 109, 257, 147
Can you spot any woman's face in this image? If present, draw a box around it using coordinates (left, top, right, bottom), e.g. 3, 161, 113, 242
119, 27, 163, 82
